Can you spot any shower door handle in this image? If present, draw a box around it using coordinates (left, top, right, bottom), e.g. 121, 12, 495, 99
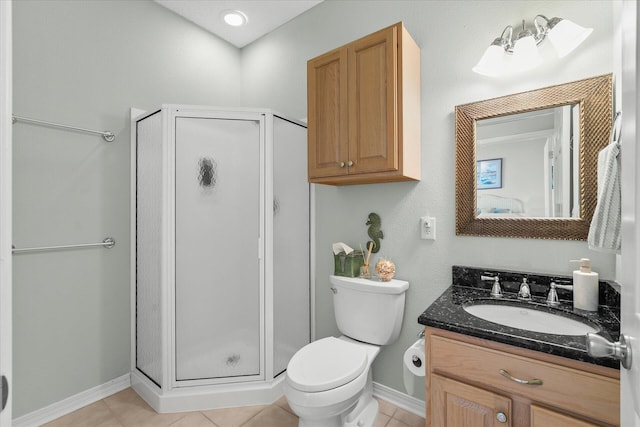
1, 375, 8, 411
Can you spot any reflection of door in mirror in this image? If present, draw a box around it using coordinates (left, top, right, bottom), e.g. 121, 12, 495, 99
476, 105, 580, 219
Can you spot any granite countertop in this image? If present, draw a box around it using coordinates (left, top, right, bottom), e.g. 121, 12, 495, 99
418, 267, 621, 370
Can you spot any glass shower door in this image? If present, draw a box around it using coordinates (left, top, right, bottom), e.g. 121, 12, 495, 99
174, 116, 262, 383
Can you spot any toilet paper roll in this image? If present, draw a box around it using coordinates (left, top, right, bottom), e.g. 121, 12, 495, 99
403, 338, 426, 377
403, 338, 425, 396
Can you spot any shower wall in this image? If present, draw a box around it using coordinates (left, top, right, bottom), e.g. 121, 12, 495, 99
133, 106, 309, 411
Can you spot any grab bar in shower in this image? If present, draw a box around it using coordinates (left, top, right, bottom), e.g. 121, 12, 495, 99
12, 237, 116, 254
12, 115, 116, 142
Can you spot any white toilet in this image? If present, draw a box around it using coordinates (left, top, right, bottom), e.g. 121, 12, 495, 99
284, 275, 409, 427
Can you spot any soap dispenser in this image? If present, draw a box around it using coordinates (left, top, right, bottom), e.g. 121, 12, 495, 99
571, 258, 599, 311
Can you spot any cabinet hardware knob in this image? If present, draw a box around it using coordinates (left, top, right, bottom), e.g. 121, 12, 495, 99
496, 412, 507, 423
348, 160, 354, 167
586, 332, 632, 369
499, 369, 543, 385
339, 162, 345, 168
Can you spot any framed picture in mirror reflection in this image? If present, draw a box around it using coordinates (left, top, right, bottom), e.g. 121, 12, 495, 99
477, 158, 502, 190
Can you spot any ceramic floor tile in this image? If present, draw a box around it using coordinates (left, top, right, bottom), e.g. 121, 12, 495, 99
42, 390, 417, 427
103, 388, 186, 427
201, 404, 267, 427
374, 413, 392, 427
42, 400, 116, 427
385, 419, 413, 427
272, 395, 295, 415
241, 405, 298, 427
376, 398, 398, 417
169, 412, 218, 427
96, 418, 126, 427
391, 407, 425, 427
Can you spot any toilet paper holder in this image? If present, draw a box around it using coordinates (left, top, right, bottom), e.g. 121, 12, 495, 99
413, 330, 425, 367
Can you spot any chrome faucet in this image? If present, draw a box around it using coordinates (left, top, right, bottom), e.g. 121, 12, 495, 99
517, 277, 532, 300
481, 273, 503, 298
546, 281, 573, 306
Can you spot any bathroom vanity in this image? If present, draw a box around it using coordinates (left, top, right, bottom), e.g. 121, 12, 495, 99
419, 266, 621, 427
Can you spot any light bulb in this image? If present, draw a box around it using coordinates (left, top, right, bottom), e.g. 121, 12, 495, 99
511, 33, 542, 72
222, 10, 248, 27
472, 44, 507, 77
547, 19, 593, 58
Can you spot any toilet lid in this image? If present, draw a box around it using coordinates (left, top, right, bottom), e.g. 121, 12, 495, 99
286, 337, 368, 393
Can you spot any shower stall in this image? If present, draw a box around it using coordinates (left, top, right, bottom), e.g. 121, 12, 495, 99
131, 105, 310, 412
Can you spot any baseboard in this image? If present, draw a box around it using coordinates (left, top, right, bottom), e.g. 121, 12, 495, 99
12, 374, 131, 427
372, 381, 425, 418
131, 369, 285, 413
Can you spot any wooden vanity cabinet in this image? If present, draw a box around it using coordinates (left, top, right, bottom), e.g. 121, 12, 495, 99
425, 328, 620, 427
307, 22, 421, 185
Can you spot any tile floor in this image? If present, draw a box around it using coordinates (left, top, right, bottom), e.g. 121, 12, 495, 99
42, 388, 425, 427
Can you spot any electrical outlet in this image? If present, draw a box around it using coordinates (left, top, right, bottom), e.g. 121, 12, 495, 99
420, 216, 436, 240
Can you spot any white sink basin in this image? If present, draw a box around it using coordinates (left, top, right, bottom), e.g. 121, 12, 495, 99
463, 303, 600, 336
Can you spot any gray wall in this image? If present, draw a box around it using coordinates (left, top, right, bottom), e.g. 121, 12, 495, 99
12, 0, 241, 417
241, 0, 618, 400
12, 0, 618, 417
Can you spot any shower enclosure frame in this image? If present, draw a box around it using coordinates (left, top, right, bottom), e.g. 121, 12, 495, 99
129, 105, 311, 413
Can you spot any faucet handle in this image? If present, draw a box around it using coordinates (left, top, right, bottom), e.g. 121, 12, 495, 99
547, 281, 574, 305
551, 280, 574, 291
481, 274, 503, 298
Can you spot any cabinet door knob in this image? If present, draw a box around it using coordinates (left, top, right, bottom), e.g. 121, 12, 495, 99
348, 160, 354, 167
339, 161, 345, 168
496, 412, 507, 423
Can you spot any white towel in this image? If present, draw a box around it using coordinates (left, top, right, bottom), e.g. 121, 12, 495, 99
588, 139, 621, 253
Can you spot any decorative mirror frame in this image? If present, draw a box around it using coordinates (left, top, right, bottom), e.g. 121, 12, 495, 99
455, 73, 613, 240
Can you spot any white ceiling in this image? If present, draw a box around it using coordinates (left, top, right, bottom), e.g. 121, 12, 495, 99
154, 0, 324, 48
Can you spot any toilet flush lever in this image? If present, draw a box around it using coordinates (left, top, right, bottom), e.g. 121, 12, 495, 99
330, 287, 337, 294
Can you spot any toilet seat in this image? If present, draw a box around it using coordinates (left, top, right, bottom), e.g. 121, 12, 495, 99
286, 337, 368, 392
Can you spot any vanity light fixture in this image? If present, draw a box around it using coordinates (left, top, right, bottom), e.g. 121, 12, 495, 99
473, 15, 593, 77
221, 10, 248, 27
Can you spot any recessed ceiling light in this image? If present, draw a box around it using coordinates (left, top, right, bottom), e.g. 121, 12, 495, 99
222, 10, 248, 27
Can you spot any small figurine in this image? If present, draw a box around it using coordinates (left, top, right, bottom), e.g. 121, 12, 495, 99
366, 213, 383, 254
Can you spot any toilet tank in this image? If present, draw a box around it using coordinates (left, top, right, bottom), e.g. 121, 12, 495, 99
330, 275, 409, 345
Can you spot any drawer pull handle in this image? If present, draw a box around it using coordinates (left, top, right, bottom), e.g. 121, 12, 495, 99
496, 412, 507, 423
499, 369, 543, 385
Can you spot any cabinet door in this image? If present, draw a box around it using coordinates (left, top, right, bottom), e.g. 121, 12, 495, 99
347, 24, 398, 175
307, 48, 349, 178
530, 405, 600, 427
432, 374, 512, 427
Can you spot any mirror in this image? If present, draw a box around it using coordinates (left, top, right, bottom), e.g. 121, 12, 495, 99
455, 74, 613, 240
476, 105, 581, 218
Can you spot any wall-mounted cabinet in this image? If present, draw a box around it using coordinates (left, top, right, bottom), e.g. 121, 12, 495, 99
307, 22, 421, 185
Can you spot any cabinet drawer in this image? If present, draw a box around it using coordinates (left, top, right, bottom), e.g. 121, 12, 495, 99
429, 335, 619, 426
531, 405, 600, 427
